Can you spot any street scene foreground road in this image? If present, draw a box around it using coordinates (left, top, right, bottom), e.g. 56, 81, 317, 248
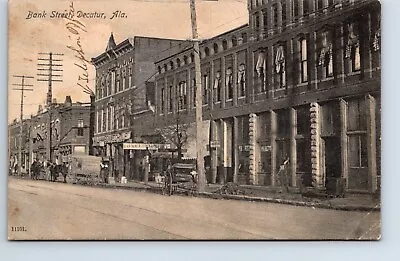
8, 178, 380, 240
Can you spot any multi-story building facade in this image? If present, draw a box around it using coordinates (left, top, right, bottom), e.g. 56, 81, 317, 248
91, 34, 187, 179
9, 118, 31, 174
8, 96, 92, 172
154, 0, 381, 193
30, 96, 92, 163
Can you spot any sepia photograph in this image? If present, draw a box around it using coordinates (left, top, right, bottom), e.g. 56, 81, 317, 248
7, 0, 381, 240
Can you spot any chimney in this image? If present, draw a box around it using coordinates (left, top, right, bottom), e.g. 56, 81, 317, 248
38, 104, 43, 113
64, 96, 72, 106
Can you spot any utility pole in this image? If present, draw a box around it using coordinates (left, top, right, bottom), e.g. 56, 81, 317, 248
190, 0, 206, 192
37, 52, 63, 164
12, 75, 34, 176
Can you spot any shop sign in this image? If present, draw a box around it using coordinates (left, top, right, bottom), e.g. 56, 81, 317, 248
261, 145, 272, 152
123, 143, 172, 150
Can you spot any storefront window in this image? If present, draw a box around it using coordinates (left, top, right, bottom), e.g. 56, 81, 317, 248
347, 98, 368, 169
276, 109, 290, 137
348, 135, 368, 168
276, 139, 290, 171
276, 109, 290, 173
257, 112, 271, 174
258, 112, 270, 139
237, 116, 249, 174
259, 149, 271, 173
296, 106, 310, 174
296, 139, 308, 173
347, 98, 367, 131
321, 102, 341, 135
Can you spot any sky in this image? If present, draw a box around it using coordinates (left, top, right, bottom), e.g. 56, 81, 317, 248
8, 0, 248, 123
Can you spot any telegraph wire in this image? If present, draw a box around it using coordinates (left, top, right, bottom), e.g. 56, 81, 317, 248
11, 75, 34, 176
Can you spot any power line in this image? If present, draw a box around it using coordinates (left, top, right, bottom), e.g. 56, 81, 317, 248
37, 52, 64, 163
12, 75, 34, 176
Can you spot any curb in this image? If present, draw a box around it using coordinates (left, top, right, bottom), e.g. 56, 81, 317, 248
100, 182, 381, 212
196, 192, 381, 212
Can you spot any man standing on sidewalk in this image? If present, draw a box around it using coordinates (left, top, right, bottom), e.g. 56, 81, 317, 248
100, 158, 109, 184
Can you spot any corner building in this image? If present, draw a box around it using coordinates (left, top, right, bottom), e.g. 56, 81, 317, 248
154, 0, 381, 193
92, 34, 187, 180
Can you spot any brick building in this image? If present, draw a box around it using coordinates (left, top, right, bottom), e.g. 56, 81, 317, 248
154, 0, 381, 193
30, 96, 91, 163
8, 96, 92, 172
91, 34, 187, 180
8, 118, 31, 174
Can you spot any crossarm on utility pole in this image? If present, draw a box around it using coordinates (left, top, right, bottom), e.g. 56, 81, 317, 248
37, 52, 63, 164
12, 75, 34, 176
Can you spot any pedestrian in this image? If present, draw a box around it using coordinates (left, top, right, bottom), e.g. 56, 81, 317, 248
100, 159, 109, 184
13, 164, 18, 176
138, 162, 144, 181
31, 159, 38, 180
61, 162, 68, 183
164, 159, 174, 196
115, 169, 119, 183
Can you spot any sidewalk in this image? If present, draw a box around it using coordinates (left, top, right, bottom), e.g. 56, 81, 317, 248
104, 180, 381, 212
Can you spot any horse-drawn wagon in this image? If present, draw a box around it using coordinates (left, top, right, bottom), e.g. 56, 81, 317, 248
67, 154, 104, 185
162, 163, 197, 196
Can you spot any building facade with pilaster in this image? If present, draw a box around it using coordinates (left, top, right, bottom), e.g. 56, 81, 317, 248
91, 34, 187, 180
154, 0, 381, 193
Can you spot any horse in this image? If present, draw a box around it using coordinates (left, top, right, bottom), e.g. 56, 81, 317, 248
49, 164, 69, 183
30, 161, 42, 180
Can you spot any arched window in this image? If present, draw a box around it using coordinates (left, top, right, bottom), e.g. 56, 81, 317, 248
213, 43, 219, 54
299, 37, 308, 83
222, 40, 228, 50
345, 22, 361, 72
319, 30, 334, 78
205, 47, 210, 56
177, 58, 181, 67
275, 44, 286, 88
183, 55, 188, 65
241, 33, 248, 43
238, 63, 246, 97
232, 36, 237, 47
157, 66, 162, 74
190, 53, 195, 63
225, 67, 233, 100
303, 0, 310, 15
163, 64, 168, 72
170, 61, 174, 70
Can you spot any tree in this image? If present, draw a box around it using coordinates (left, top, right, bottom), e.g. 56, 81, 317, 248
155, 114, 192, 162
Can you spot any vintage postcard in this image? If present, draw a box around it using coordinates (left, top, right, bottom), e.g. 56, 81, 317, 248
8, 0, 381, 240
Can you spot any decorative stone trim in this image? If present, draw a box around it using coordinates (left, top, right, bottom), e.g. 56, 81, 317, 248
310, 103, 322, 188
248, 113, 257, 185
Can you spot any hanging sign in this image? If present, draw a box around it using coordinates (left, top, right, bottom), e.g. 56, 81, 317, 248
123, 143, 171, 150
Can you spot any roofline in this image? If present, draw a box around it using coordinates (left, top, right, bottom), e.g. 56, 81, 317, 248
92, 36, 188, 64
155, 44, 194, 64
201, 23, 249, 44
155, 23, 249, 64
133, 35, 188, 42
91, 38, 135, 64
